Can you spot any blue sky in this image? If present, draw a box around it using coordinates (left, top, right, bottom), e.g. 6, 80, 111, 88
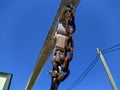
0, 0, 120, 90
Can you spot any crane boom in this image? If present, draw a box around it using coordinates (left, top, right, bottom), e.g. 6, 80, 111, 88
26, 0, 80, 90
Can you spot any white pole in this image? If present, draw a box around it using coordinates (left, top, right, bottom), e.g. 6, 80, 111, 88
97, 48, 118, 90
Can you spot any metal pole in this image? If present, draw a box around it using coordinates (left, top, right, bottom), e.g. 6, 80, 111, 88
97, 48, 118, 90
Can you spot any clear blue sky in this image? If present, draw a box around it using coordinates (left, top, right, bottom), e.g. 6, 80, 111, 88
0, 0, 120, 90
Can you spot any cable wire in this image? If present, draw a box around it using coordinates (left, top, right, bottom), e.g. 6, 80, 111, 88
66, 43, 120, 90
103, 48, 120, 54
67, 55, 99, 90
102, 43, 120, 53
